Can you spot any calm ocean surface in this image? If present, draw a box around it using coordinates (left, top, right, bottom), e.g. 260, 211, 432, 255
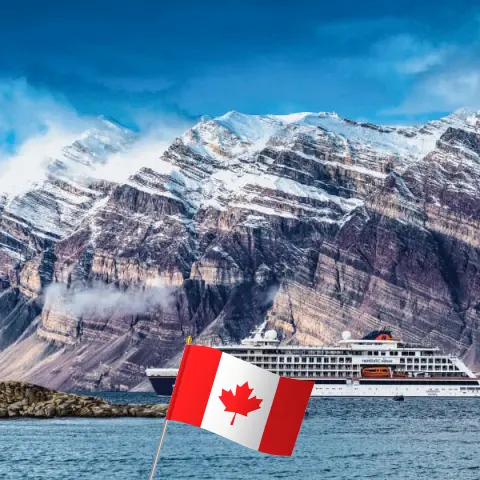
0, 394, 478, 479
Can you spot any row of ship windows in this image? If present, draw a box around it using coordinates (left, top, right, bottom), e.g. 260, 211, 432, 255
277, 372, 350, 377
359, 380, 475, 385
257, 364, 458, 375
254, 365, 459, 372
321, 387, 475, 391
233, 350, 437, 356
238, 356, 452, 364
270, 372, 464, 378
401, 358, 449, 364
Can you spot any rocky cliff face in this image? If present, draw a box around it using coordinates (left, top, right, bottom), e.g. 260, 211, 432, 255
0, 109, 479, 390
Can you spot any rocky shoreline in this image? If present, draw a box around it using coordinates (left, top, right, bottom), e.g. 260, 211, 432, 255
0, 381, 168, 419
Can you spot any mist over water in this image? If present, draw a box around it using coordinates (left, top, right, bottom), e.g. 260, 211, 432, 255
0, 395, 478, 480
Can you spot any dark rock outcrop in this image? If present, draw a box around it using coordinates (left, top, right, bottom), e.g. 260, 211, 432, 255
0, 381, 167, 418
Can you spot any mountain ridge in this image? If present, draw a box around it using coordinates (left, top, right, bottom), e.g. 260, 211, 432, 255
0, 108, 479, 390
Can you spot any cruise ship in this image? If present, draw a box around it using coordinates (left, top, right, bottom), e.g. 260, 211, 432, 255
146, 326, 480, 397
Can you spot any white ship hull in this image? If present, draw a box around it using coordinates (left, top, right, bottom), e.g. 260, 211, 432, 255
146, 371, 480, 398
311, 382, 480, 397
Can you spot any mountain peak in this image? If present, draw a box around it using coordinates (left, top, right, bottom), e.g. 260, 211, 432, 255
210, 111, 278, 145
450, 107, 475, 118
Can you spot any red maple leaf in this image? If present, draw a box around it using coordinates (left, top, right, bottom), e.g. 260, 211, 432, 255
219, 382, 263, 425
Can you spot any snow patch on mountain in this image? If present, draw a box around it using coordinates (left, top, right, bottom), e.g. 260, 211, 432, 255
206, 110, 445, 163
215, 110, 281, 145
0, 118, 140, 245
187, 108, 480, 168
2, 107, 480, 252
0, 117, 135, 198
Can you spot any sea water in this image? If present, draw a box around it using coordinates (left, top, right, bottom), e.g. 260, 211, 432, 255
0, 394, 478, 479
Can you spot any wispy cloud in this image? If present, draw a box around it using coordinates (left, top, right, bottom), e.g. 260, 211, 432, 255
0, 127, 82, 196
371, 34, 450, 75
0, 79, 92, 195
2, 8, 480, 139
93, 117, 192, 183
386, 70, 480, 115
0, 78, 87, 158
377, 15, 480, 116
0, 78, 194, 195
44, 282, 174, 319
313, 12, 480, 119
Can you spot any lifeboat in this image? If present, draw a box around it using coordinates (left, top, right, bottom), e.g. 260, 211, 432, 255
361, 330, 394, 341
361, 366, 391, 378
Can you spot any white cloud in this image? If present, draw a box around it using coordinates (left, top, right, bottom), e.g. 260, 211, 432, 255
92, 118, 192, 183
44, 282, 174, 319
384, 35, 449, 74
0, 118, 190, 197
0, 78, 193, 196
368, 34, 451, 76
428, 71, 480, 105
0, 127, 83, 196
385, 70, 480, 115
317, 20, 449, 77
0, 78, 93, 195
0, 78, 87, 157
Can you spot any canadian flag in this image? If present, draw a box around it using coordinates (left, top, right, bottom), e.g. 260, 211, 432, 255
166, 345, 313, 456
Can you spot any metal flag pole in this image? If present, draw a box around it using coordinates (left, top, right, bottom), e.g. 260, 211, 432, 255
148, 419, 169, 480
148, 335, 193, 479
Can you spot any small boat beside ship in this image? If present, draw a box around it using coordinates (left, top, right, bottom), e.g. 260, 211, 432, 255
146, 327, 480, 398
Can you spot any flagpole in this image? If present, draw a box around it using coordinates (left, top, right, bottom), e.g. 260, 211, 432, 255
148, 418, 169, 480
149, 336, 193, 479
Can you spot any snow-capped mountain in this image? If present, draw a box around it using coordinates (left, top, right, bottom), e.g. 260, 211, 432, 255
0, 108, 479, 390
0, 118, 135, 256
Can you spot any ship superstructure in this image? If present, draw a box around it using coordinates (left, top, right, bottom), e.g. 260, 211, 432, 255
146, 326, 480, 397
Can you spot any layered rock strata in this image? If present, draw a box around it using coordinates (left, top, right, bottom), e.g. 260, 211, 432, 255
0, 109, 479, 390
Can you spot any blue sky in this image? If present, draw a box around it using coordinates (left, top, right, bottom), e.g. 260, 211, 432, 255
2, 0, 480, 152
